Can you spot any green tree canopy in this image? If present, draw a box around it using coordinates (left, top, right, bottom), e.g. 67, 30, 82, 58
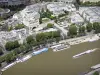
0, 63, 1, 67
0, 48, 3, 55
36, 31, 61, 44
93, 22, 100, 33
86, 23, 93, 32
68, 25, 77, 36
26, 35, 35, 45
79, 26, 86, 36
5, 40, 20, 51
5, 52, 16, 63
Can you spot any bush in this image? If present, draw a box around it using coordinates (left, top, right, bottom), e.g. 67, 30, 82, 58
47, 23, 54, 28
15, 24, 25, 30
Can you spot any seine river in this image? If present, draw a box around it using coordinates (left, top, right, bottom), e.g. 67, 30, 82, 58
2, 40, 100, 75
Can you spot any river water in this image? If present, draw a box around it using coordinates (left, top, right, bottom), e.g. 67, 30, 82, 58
2, 40, 100, 75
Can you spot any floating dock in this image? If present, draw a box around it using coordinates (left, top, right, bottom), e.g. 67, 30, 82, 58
32, 48, 48, 55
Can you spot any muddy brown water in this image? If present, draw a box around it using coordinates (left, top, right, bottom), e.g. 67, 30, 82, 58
2, 40, 100, 75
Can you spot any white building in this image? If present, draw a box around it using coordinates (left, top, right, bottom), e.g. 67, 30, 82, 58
71, 12, 84, 25
0, 0, 29, 6
13, 5, 40, 34
79, 7, 100, 23
0, 28, 27, 47
47, 2, 76, 16
57, 0, 75, 3
80, 0, 100, 3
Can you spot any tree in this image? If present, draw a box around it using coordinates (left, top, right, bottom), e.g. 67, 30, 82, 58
36, 33, 46, 44
26, 35, 35, 45
79, 26, 86, 36
93, 22, 100, 33
68, 25, 77, 37
36, 31, 61, 45
39, 17, 42, 24
76, 0, 81, 5
86, 23, 93, 32
52, 31, 60, 38
5, 41, 20, 51
0, 63, 1, 67
5, 52, 16, 63
93, 71, 99, 75
47, 23, 54, 28
0, 48, 3, 55
13, 40, 20, 48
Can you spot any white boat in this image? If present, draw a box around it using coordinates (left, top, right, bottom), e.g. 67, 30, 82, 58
73, 48, 98, 58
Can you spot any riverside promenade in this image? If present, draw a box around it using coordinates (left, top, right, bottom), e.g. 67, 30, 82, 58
59, 34, 100, 46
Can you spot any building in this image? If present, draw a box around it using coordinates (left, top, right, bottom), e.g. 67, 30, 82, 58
47, 2, 76, 16
13, 4, 40, 34
71, 12, 84, 25
80, 0, 100, 3
0, 0, 30, 6
20, 6, 40, 34
0, 28, 27, 47
79, 7, 100, 23
57, 0, 75, 3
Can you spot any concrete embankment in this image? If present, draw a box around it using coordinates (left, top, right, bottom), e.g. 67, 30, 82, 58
60, 34, 100, 46
85, 68, 100, 75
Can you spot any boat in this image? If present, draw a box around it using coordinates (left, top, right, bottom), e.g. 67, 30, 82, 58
73, 48, 98, 58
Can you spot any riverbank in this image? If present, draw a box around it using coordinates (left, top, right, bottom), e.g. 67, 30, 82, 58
0, 48, 49, 72
2, 40, 100, 75
0, 34, 100, 74
51, 34, 100, 52
60, 34, 100, 46
1, 54, 32, 72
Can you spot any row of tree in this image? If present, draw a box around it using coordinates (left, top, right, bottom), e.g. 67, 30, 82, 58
68, 22, 100, 38
80, 1, 100, 6
0, 31, 61, 67
5, 40, 20, 51
26, 31, 61, 46
86, 22, 100, 33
